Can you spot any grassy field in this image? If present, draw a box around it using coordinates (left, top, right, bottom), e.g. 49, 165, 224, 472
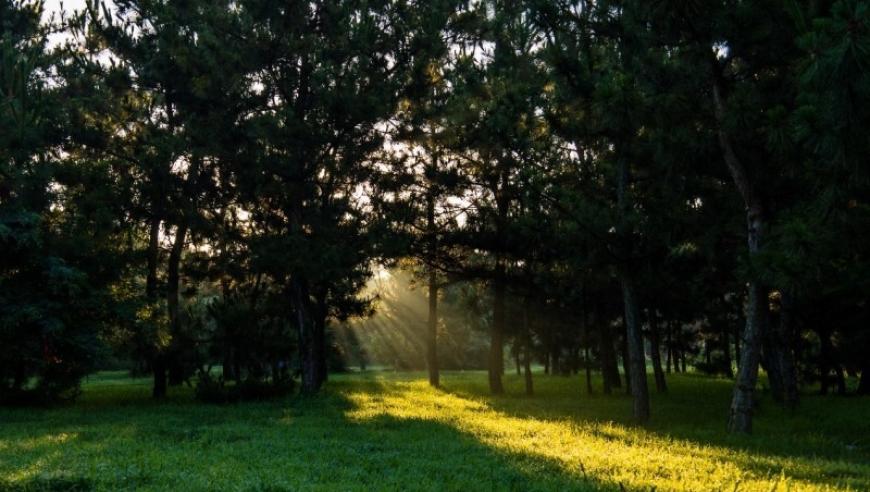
0, 371, 868, 491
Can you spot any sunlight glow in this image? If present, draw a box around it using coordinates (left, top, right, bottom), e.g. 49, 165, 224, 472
343, 380, 849, 492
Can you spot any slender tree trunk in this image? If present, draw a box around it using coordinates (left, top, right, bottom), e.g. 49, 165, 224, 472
835, 365, 847, 395
819, 328, 832, 395
622, 276, 650, 421
146, 217, 160, 300
762, 317, 784, 403
489, 264, 506, 395
734, 322, 741, 368
728, 208, 767, 433
293, 277, 323, 394
665, 321, 680, 374
314, 304, 328, 387
514, 343, 522, 376
600, 323, 620, 393
152, 358, 167, 399
524, 342, 534, 396
426, 268, 439, 387
712, 71, 768, 434
288, 187, 325, 394
648, 310, 667, 393
551, 344, 561, 376
220, 278, 235, 382
167, 222, 188, 387
222, 349, 235, 381
581, 286, 593, 394
722, 322, 734, 378
570, 343, 580, 376
425, 186, 439, 387
621, 326, 632, 395
777, 290, 799, 407
584, 345, 593, 394
146, 216, 166, 399
523, 299, 533, 396
615, 137, 648, 419
233, 352, 242, 383
489, 166, 509, 395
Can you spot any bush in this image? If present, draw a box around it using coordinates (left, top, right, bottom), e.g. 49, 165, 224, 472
194, 375, 295, 404
0, 315, 102, 406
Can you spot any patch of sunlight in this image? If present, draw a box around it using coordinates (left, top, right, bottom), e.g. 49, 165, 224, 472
343, 381, 858, 491
1, 432, 77, 453
4, 451, 63, 483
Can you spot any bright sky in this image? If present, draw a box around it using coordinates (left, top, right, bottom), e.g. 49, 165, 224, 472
44, 0, 87, 15
42, 0, 88, 23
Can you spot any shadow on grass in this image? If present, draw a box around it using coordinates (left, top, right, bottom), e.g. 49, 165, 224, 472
431, 372, 870, 490
0, 377, 609, 491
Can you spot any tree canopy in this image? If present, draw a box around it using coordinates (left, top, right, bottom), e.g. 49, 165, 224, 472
1, 0, 869, 434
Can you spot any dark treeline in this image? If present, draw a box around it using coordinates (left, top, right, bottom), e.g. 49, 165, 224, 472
1, 0, 868, 433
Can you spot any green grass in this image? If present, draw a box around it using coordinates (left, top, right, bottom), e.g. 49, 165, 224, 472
1, 371, 868, 491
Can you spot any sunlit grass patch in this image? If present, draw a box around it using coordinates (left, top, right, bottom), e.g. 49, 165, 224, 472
339, 374, 870, 491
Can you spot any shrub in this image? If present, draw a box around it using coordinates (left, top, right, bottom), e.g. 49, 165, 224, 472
194, 375, 295, 404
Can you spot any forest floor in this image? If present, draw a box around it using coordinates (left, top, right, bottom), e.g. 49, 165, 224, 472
0, 371, 868, 491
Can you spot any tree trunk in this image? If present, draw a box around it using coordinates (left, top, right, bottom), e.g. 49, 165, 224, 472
819, 328, 833, 395
648, 309, 667, 393
146, 216, 166, 399
426, 268, 439, 387
722, 324, 734, 378
222, 349, 235, 381
581, 287, 593, 394
489, 164, 509, 395
665, 321, 680, 374
152, 357, 167, 399
551, 344, 561, 376
857, 358, 870, 396
621, 327, 632, 395
614, 135, 648, 418
146, 217, 160, 300
523, 299, 533, 396
489, 264, 506, 395
425, 188, 439, 388
167, 222, 188, 387
728, 208, 767, 433
293, 277, 323, 394
734, 322, 741, 367
712, 71, 768, 434
622, 276, 650, 422
777, 290, 799, 407
314, 294, 329, 386
762, 333, 783, 401
600, 323, 620, 393
524, 342, 534, 396
834, 365, 847, 395
220, 277, 236, 382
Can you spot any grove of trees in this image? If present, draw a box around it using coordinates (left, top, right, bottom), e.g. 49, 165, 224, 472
2, 0, 868, 433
